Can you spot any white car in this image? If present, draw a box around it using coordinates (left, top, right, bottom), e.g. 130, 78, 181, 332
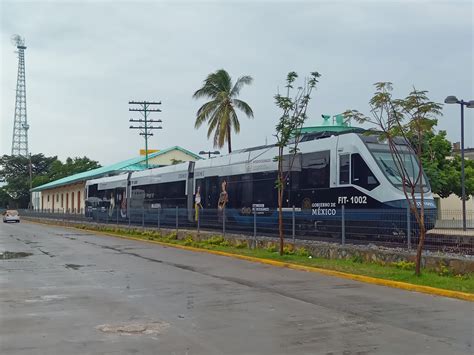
2, 210, 20, 223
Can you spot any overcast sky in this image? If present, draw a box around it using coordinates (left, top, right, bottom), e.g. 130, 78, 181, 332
1, 0, 473, 165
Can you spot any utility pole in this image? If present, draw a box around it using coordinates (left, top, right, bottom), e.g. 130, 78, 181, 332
129, 101, 162, 168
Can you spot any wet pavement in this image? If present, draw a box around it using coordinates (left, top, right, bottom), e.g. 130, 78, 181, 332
0, 221, 472, 355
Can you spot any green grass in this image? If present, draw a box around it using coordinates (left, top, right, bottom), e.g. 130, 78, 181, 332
75, 224, 474, 294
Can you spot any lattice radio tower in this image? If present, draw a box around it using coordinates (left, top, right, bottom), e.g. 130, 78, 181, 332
11, 34, 29, 157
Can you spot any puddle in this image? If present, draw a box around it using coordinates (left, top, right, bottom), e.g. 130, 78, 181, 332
55, 233, 88, 237
0, 251, 33, 260
96, 321, 169, 336
65, 264, 84, 270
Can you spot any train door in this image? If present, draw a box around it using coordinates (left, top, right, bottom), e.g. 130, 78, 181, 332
204, 176, 219, 208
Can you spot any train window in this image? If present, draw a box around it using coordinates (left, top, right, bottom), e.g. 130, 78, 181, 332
351, 153, 379, 190
339, 154, 350, 184
301, 151, 330, 189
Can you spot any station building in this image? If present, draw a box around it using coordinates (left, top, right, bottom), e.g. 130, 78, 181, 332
31, 146, 201, 213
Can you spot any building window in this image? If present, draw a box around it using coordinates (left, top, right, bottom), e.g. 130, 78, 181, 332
56, 194, 59, 202
61, 194, 64, 207
47, 195, 50, 202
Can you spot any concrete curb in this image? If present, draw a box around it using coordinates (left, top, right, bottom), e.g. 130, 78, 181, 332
25, 219, 474, 302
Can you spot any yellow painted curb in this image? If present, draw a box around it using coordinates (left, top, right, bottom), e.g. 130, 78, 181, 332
23, 219, 474, 302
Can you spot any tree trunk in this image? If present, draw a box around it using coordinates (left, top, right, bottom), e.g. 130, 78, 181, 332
415, 131, 426, 276
278, 173, 284, 256
227, 125, 232, 154
277, 146, 285, 256
415, 219, 426, 276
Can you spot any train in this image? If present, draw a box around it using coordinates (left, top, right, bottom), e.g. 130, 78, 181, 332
85, 129, 437, 239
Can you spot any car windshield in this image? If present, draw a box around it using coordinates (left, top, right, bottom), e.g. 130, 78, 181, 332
368, 144, 429, 192
6, 210, 19, 216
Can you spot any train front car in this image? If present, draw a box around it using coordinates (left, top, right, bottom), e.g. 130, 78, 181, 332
334, 133, 437, 241
361, 135, 437, 232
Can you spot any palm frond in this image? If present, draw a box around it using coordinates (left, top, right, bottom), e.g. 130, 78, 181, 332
207, 109, 222, 139
231, 75, 253, 97
211, 69, 232, 93
194, 100, 219, 128
232, 98, 254, 118
193, 82, 220, 99
230, 109, 240, 134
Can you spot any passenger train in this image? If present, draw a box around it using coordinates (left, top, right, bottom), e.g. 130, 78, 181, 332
85, 130, 437, 237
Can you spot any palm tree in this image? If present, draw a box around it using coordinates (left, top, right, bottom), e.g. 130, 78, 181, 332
193, 69, 254, 153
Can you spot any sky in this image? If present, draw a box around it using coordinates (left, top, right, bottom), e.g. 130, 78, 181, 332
1, 0, 473, 166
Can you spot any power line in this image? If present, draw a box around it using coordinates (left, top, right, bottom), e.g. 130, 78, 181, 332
128, 100, 162, 168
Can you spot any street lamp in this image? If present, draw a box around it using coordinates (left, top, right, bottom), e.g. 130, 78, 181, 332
444, 96, 474, 231
199, 150, 220, 159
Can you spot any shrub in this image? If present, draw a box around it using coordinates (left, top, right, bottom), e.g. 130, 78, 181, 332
164, 232, 178, 242
206, 236, 226, 246
234, 240, 247, 249
183, 235, 194, 246
283, 245, 295, 255
295, 247, 311, 257
220, 240, 230, 247
438, 262, 452, 277
265, 243, 278, 253
392, 260, 415, 271
351, 255, 364, 263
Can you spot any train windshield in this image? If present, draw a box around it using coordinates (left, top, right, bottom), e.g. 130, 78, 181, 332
368, 144, 429, 192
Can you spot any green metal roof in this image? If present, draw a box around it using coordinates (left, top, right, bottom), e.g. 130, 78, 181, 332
31, 146, 201, 192
299, 125, 361, 134
298, 114, 363, 134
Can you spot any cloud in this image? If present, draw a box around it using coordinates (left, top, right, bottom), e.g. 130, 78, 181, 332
1, 0, 472, 165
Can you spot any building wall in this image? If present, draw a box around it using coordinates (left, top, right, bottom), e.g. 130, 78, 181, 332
436, 193, 474, 217
148, 150, 198, 166
38, 182, 86, 213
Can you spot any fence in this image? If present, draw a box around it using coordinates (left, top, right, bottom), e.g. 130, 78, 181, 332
435, 209, 474, 229
20, 207, 473, 255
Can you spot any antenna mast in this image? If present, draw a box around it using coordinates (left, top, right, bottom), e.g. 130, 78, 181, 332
11, 34, 29, 157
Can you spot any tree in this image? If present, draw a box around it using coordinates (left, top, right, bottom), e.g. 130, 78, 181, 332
417, 130, 454, 198
0, 154, 58, 208
0, 154, 101, 209
345, 83, 442, 276
274, 71, 321, 255
449, 155, 474, 200
49, 157, 101, 181
193, 69, 254, 153
0, 187, 11, 208
416, 131, 474, 199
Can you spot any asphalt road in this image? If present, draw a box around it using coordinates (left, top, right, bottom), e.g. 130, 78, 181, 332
0, 221, 472, 355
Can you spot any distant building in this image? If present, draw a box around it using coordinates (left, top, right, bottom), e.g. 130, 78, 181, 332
434, 143, 474, 227
31, 146, 201, 213
452, 142, 474, 160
